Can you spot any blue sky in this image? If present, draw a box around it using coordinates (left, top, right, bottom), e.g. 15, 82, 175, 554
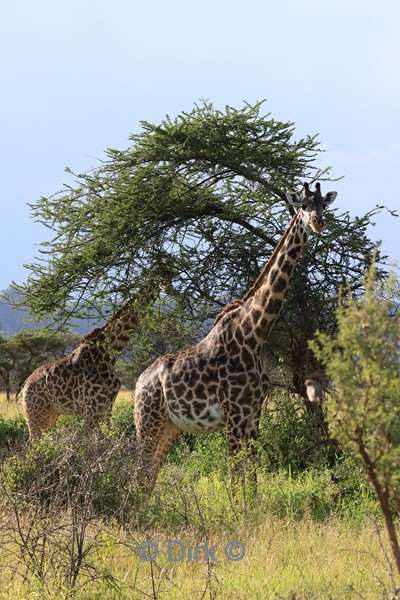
1, 0, 399, 291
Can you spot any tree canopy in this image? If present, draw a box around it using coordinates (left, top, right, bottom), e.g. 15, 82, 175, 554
18, 100, 391, 390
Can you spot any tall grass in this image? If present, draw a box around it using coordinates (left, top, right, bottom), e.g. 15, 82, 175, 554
0, 392, 21, 419
0, 503, 395, 598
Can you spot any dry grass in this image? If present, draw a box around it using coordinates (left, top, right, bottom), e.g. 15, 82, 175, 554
0, 517, 395, 599
100, 519, 395, 599
0, 392, 21, 419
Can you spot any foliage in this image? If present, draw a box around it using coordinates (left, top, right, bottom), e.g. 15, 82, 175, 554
0, 416, 27, 455
311, 264, 400, 572
167, 429, 228, 477
311, 266, 400, 488
0, 328, 79, 398
0, 402, 384, 597
18, 100, 392, 390
0, 394, 374, 521
0, 451, 385, 599
0, 423, 374, 528
115, 303, 195, 386
166, 392, 337, 477
108, 401, 136, 439
1, 428, 139, 519
256, 393, 336, 472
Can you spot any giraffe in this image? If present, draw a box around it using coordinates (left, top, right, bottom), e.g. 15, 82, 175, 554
20, 269, 170, 440
133, 182, 337, 488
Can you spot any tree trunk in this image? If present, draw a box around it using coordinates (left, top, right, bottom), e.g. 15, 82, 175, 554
358, 435, 400, 575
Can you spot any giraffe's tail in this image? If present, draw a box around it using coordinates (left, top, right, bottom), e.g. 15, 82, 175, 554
14, 384, 22, 401
14, 377, 28, 401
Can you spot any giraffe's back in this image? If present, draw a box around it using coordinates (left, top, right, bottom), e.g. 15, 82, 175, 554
21, 343, 120, 420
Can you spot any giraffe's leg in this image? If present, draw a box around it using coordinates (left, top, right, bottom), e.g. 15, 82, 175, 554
246, 400, 263, 496
25, 404, 59, 441
219, 389, 243, 486
226, 426, 247, 502
136, 416, 180, 492
219, 386, 246, 484
82, 398, 108, 435
94, 390, 119, 433
134, 380, 181, 492
103, 407, 113, 431
102, 382, 121, 431
82, 411, 97, 434
151, 420, 181, 486
224, 394, 263, 500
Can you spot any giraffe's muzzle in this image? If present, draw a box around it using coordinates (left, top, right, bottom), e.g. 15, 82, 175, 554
311, 215, 324, 233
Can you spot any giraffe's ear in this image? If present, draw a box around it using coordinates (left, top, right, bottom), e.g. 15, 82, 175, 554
323, 191, 337, 206
286, 191, 303, 207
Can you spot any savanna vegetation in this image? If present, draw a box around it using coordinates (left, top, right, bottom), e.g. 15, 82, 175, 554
0, 387, 389, 599
0, 101, 399, 599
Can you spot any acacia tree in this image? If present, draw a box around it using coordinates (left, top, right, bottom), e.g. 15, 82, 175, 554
19, 101, 390, 394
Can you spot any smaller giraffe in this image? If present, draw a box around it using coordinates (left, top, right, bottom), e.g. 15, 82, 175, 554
20, 267, 171, 440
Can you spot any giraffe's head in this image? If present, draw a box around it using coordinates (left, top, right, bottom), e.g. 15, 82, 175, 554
286, 182, 337, 233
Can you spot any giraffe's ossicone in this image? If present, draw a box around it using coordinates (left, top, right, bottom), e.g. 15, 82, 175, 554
134, 182, 337, 489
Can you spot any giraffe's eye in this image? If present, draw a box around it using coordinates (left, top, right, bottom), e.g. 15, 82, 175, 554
302, 204, 307, 210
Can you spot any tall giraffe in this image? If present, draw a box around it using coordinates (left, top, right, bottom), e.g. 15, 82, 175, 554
134, 182, 337, 488
21, 268, 171, 440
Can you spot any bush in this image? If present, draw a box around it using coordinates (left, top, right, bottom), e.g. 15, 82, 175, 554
162, 391, 338, 480
235, 392, 335, 475
0, 396, 372, 529
109, 402, 136, 439
167, 431, 228, 476
312, 265, 400, 572
0, 415, 28, 455
0, 428, 139, 520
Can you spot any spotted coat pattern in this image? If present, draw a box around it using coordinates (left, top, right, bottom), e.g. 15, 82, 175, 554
134, 183, 337, 488
20, 282, 162, 440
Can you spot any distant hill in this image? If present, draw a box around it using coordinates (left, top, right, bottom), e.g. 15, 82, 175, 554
0, 288, 101, 337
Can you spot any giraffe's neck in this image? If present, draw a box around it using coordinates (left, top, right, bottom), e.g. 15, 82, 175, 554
81, 298, 146, 358
86, 284, 159, 357
109, 283, 162, 354
101, 302, 140, 355
237, 210, 308, 341
81, 303, 138, 358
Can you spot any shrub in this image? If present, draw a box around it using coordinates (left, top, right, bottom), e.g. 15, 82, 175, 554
0, 415, 28, 455
0, 429, 139, 520
255, 393, 336, 474
312, 264, 400, 572
109, 402, 136, 439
